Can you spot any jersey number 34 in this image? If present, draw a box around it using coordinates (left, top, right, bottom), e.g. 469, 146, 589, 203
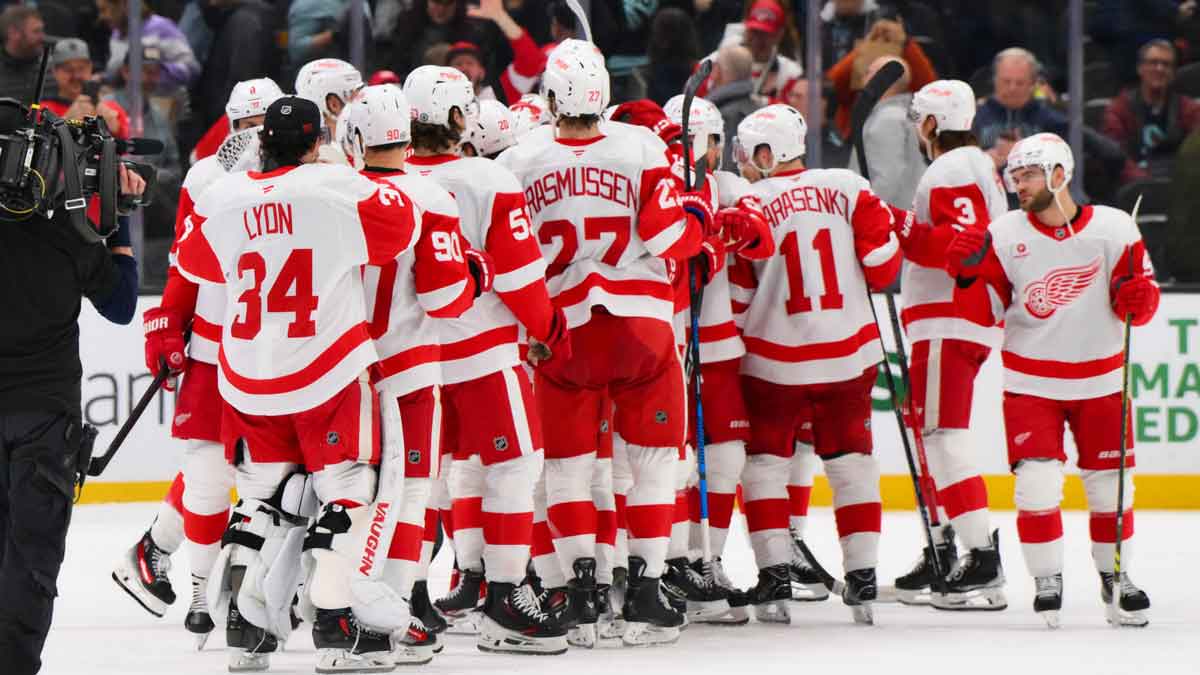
231, 249, 319, 339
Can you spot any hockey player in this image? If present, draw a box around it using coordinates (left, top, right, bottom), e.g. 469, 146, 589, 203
340, 83, 482, 663
733, 104, 901, 625
174, 96, 424, 672
510, 92, 552, 139
499, 39, 711, 647
402, 64, 571, 655
889, 80, 1010, 609
945, 133, 1158, 628
115, 78, 283, 644
295, 58, 363, 164
461, 99, 518, 159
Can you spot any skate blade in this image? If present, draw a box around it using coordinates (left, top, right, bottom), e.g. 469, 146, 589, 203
1105, 605, 1149, 628
790, 582, 831, 602
621, 622, 680, 647
691, 605, 749, 626
390, 645, 433, 666
194, 630, 212, 651
881, 585, 929, 606
1038, 610, 1061, 629
567, 623, 597, 649
931, 586, 1008, 612
753, 600, 791, 624
443, 611, 480, 635
850, 603, 874, 625
227, 649, 270, 672
477, 634, 568, 656
315, 648, 395, 673
599, 618, 625, 640
111, 570, 168, 618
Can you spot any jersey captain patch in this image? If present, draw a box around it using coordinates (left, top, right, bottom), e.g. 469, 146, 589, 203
1022, 256, 1103, 319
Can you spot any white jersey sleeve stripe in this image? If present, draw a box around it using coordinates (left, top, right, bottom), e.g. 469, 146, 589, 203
641, 215, 688, 258
417, 279, 470, 313
861, 232, 899, 268
493, 257, 549, 293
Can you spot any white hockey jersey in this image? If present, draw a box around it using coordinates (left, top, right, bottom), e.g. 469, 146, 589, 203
170, 155, 227, 363
175, 163, 421, 415
899, 146, 1008, 346
406, 154, 553, 385
362, 170, 475, 396
964, 205, 1157, 400
739, 167, 901, 386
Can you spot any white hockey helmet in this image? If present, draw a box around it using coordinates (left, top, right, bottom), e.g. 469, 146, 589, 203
510, 93, 552, 138
733, 104, 806, 175
663, 93, 724, 163
909, 79, 976, 133
339, 84, 413, 169
226, 78, 284, 128
1003, 132, 1074, 194
403, 65, 480, 129
465, 99, 517, 157
295, 58, 364, 120
541, 39, 610, 118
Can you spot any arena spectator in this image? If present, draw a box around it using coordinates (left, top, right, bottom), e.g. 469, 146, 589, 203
826, 8, 936, 139
192, 0, 278, 129
821, 0, 878, 68
39, 38, 128, 138
108, 40, 182, 187
641, 7, 701, 107
778, 75, 850, 167
96, 0, 200, 94
459, 0, 564, 104
0, 5, 54, 102
848, 55, 923, 206
1090, 0, 1196, 84
287, 0, 347, 69
1103, 39, 1200, 184
1168, 128, 1200, 282
708, 43, 757, 169
741, 0, 802, 101
386, 0, 500, 83
447, 41, 499, 101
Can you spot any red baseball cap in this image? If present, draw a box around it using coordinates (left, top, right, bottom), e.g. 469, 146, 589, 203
745, 0, 785, 35
447, 41, 483, 66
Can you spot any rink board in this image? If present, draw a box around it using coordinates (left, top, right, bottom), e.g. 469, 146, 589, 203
76, 294, 1200, 508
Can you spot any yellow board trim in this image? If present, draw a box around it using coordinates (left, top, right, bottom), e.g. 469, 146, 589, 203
78, 475, 1200, 509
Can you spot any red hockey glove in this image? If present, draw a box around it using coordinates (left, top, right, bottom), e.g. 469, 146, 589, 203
1112, 275, 1158, 324
716, 206, 773, 259
464, 248, 495, 296
694, 235, 726, 285
678, 191, 714, 232
944, 228, 991, 278
143, 307, 186, 390
529, 307, 572, 366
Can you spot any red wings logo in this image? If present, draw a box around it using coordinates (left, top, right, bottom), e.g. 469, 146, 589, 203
1022, 257, 1102, 319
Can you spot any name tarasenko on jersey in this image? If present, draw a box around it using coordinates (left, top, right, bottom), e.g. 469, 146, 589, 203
761, 184, 851, 227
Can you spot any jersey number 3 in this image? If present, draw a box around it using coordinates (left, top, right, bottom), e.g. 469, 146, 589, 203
231, 249, 319, 339
781, 228, 844, 314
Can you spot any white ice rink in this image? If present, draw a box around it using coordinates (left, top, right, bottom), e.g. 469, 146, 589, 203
42, 504, 1199, 675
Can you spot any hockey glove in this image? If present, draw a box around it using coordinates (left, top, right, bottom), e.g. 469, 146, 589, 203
694, 235, 726, 286
1112, 275, 1159, 324
944, 228, 991, 278
716, 206, 773, 259
143, 307, 186, 390
678, 191, 714, 231
464, 248, 495, 297
529, 307, 572, 366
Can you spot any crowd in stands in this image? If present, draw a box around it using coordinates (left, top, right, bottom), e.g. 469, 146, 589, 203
0, 0, 1196, 284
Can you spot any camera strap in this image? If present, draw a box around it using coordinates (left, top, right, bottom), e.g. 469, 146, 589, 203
51, 118, 104, 244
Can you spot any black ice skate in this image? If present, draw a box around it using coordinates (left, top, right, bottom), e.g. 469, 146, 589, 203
933, 530, 1007, 611
477, 581, 568, 655
890, 527, 957, 605
392, 618, 438, 665
565, 557, 599, 648
687, 558, 748, 625
788, 528, 831, 601
410, 579, 448, 637
622, 556, 684, 646
313, 607, 394, 673
744, 564, 792, 624
1033, 573, 1063, 629
226, 597, 278, 673
662, 557, 738, 625
842, 568, 877, 625
112, 530, 176, 618
1100, 571, 1150, 628
434, 567, 484, 634
185, 574, 215, 650
596, 583, 625, 640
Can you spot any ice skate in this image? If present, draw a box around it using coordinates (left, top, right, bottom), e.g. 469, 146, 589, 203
476, 581, 568, 655
888, 528, 957, 605
185, 574, 215, 650
744, 564, 791, 624
1033, 574, 1063, 629
621, 557, 684, 646
226, 599, 277, 672
842, 568, 877, 625
662, 557, 737, 624
312, 607, 395, 673
932, 530, 1007, 611
596, 584, 625, 639
392, 620, 437, 666
564, 558, 599, 648
1100, 572, 1150, 628
112, 530, 176, 618
409, 580, 447, 639
688, 559, 748, 624
434, 567, 483, 634
788, 528, 830, 601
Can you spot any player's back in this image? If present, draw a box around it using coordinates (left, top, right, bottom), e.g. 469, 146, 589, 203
173, 155, 228, 363
902, 145, 1007, 345
742, 167, 890, 385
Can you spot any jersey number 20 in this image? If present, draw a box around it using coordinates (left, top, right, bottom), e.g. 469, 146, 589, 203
231, 249, 319, 339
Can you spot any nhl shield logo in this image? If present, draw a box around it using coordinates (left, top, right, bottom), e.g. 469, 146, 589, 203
408, 449, 422, 464
326, 431, 340, 445
599, 419, 610, 433
494, 436, 509, 451
655, 410, 668, 424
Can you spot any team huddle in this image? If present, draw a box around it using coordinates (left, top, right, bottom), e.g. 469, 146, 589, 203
107, 37, 1160, 675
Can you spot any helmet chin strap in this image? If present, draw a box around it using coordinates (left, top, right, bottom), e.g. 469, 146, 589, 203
1046, 163, 1074, 235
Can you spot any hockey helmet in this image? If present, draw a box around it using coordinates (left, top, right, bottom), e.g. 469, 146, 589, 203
663, 93, 724, 164
909, 79, 977, 133
339, 84, 413, 169
540, 39, 610, 118
226, 78, 284, 129
403, 65, 480, 129
1003, 132, 1074, 194
295, 58, 364, 120
465, 99, 518, 157
733, 104, 806, 175
510, 93, 552, 138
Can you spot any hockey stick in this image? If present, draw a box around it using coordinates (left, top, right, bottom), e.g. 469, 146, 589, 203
563, 0, 593, 42
850, 60, 948, 591
87, 363, 171, 477
683, 58, 715, 566
1111, 194, 1142, 626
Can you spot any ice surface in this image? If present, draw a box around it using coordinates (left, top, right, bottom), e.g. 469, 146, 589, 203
43, 504, 1199, 675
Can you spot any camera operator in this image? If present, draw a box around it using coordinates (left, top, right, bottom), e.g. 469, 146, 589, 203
0, 100, 145, 675
39, 38, 128, 139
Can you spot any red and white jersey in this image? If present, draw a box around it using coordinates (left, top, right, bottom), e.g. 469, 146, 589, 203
740, 167, 901, 385
168, 155, 227, 363
362, 170, 475, 396
498, 124, 701, 329
175, 163, 420, 415
406, 154, 554, 385
899, 146, 1008, 346
963, 205, 1157, 400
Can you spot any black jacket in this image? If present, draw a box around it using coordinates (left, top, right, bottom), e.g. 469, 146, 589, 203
709, 79, 759, 170
195, 0, 278, 128
0, 46, 57, 104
